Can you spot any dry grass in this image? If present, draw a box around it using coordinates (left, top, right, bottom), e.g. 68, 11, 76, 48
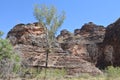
1, 66, 120, 80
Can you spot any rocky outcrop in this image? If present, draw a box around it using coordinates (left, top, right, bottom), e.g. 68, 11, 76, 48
7, 22, 102, 76
75, 22, 105, 43
57, 22, 106, 65
57, 22, 105, 48
103, 18, 120, 67
93, 18, 120, 69
7, 18, 120, 72
7, 23, 46, 46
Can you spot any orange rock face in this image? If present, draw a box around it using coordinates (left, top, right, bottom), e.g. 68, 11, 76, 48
7, 22, 103, 76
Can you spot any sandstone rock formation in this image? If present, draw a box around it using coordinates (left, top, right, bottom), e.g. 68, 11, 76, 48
57, 21, 120, 70
57, 22, 106, 65
91, 18, 120, 69
103, 18, 120, 67
7, 18, 120, 75
7, 22, 103, 76
75, 22, 105, 43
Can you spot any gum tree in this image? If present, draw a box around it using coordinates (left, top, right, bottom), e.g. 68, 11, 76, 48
34, 4, 65, 68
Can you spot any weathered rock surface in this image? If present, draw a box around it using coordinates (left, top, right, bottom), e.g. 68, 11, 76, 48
57, 22, 106, 65
103, 18, 120, 67
91, 18, 120, 69
7, 18, 120, 72
75, 22, 105, 43
7, 22, 103, 76
7, 23, 46, 46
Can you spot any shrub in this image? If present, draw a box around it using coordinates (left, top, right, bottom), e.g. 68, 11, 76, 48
105, 66, 120, 79
0, 31, 20, 79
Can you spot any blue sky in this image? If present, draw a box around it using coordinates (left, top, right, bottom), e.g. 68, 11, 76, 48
0, 0, 120, 38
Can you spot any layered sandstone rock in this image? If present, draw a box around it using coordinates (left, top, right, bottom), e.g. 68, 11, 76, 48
103, 18, 120, 67
7, 22, 102, 76
7, 23, 46, 46
93, 18, 120, 69
7, 18, 120, 72
75, 22, 105, 43
57, 22, 106, 65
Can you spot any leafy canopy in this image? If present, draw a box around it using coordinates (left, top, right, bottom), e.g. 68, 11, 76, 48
34, 4, 65, 40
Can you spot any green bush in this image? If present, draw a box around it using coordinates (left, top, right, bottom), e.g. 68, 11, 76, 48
0, 31, 20, 79
105, 66, 120, 79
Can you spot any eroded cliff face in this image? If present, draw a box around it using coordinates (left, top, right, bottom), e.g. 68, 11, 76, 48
7, 22, 103, 76
103, 18, 120, 67
7, 23, 46, 46
8, 18, 120, 75
57, 22, 106, 65
10, 19, 120, 75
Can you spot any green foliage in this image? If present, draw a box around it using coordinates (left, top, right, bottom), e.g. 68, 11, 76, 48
0, 39, 13, 60
34, 4, 65, 41
0, 31, 3, 37
36, 68, 67, 80
12, 54, 21, 73
0, 32, 20, 62
105, 66, 120, 78
34, 4, 65, 68
0, 31, 21, 78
